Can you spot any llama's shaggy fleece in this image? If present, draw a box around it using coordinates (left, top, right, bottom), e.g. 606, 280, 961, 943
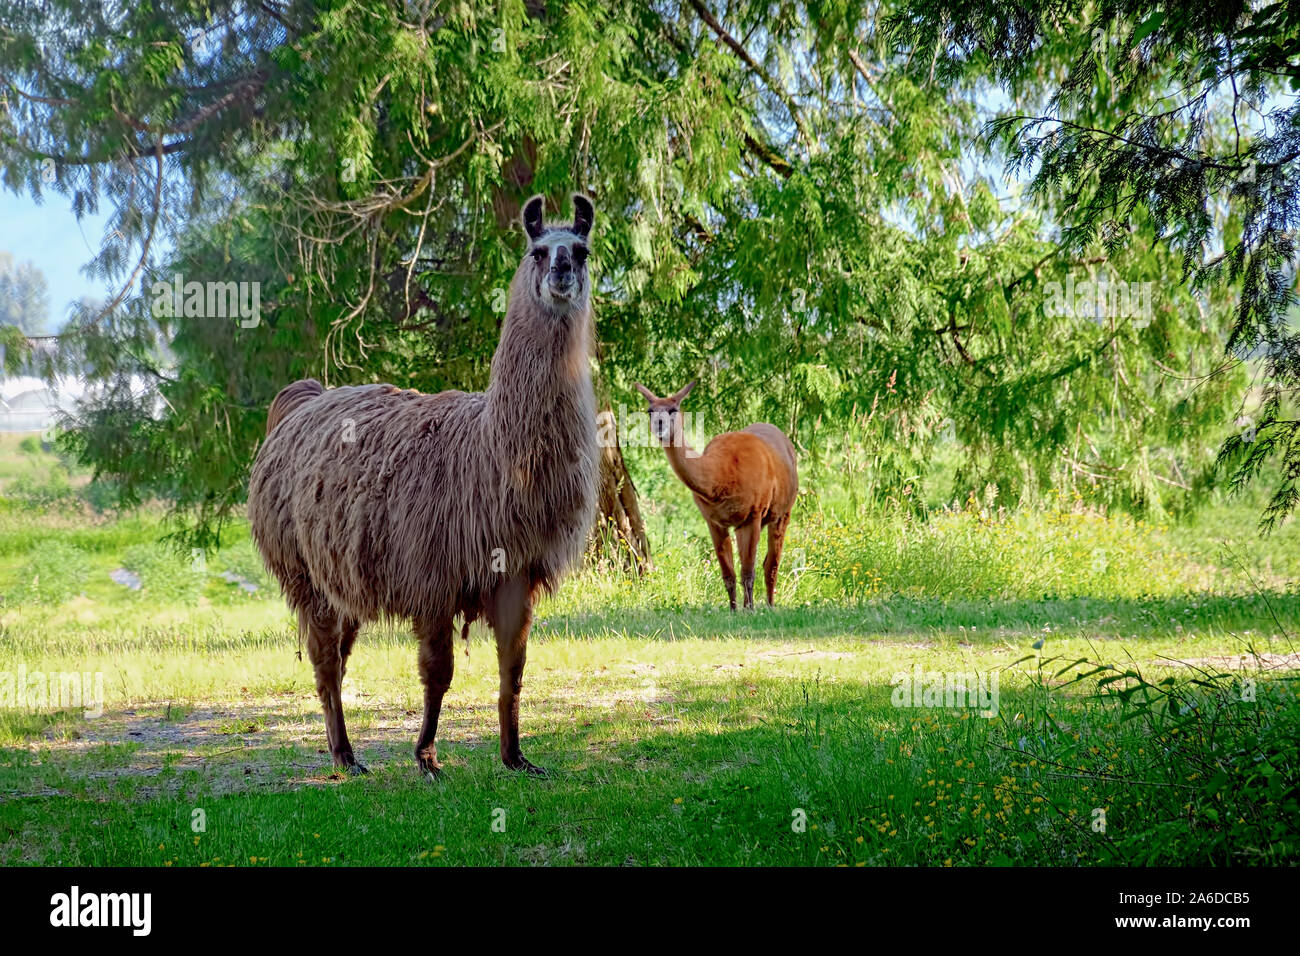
248, 194, 598, 776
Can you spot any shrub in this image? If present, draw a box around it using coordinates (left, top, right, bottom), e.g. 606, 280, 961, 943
6, 467, 74, 507
7, 541, 91, 605
121, 542, 204, 603
78, 478, 124, 514
213, 539, 270, 596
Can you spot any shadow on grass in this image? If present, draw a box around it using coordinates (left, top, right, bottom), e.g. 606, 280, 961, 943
542, 590, 1300, 642
3, 664, 1298, 865
0, 672, 1041, 864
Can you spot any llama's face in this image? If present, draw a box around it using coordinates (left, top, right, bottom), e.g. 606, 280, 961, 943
647, 401, 679, 446
635, 382, 695, 447
522, 194, 594, 316
527, 230, 590, 313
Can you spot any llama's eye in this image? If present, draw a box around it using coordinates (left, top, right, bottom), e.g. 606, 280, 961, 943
531, 248, 546, 262
572, 246, 587, 264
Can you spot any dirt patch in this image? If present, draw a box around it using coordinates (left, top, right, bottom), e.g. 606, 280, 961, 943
703, 643, 863, 674
8, 693, 501, 797
1160, 652, 1300, 672
748, 644, 858, 662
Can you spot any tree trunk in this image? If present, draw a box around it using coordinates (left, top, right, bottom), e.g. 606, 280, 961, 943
589, 412, 652, 573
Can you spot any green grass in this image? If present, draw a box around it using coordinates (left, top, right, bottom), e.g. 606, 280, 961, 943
0, 444, 1297, 866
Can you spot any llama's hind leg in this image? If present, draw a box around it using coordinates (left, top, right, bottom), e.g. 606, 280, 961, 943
736, 517, 762, 610
763, 513, 791, 607
707, 523, 738, 611
412, 615, 454, 778
306, 606, 366, 774
488, 573, 546, 776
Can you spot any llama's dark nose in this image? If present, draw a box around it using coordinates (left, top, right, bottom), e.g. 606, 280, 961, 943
552, 247, 572, 275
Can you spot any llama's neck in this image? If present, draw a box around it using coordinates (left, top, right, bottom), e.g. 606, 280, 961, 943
663, 428, 714, 500
468, 263, 598, 589
483, 287, 595, 455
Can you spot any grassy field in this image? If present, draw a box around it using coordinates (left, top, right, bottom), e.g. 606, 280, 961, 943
0, 434, 1297, 866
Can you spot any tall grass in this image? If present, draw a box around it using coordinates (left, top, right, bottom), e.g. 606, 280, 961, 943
554, 490, 1277, 615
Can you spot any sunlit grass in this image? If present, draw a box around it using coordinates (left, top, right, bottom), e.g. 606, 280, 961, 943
0, 484, 1296, 866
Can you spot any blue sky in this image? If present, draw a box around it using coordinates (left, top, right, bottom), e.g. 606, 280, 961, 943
0, 188, 117, 332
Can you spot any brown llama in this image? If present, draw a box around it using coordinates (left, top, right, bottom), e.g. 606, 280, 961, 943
248, 194, 598, 778
635, 382, 798, 610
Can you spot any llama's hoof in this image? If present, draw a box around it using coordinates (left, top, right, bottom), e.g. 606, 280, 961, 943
506, 757, 551, 778
334, 752, 368, 775
418, 758, 445, 781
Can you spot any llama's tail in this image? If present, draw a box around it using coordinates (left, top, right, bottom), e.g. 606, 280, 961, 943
266, 378, 325, 435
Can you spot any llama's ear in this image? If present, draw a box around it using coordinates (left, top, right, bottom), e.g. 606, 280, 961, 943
634, 383, 656, 403
572, 193, 594, 238
522, 195, 546, 241
673, 381, 696, 403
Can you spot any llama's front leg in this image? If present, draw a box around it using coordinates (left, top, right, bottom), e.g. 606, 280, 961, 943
413, 616, 454, 778
306, 607, 367, 774
736, 517, 762, 610
707, 523, 738, 610
489, 573, 546, 776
